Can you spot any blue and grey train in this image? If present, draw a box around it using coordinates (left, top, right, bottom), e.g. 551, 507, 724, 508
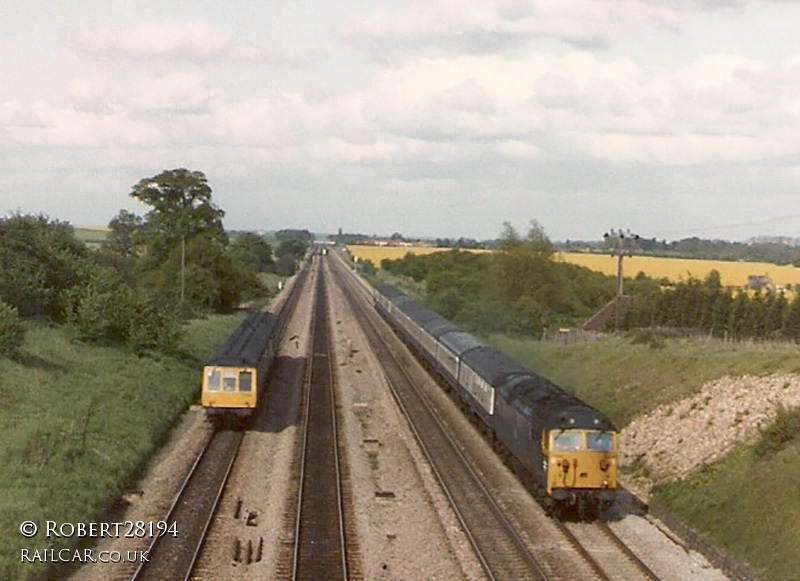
373, 282, 618, 515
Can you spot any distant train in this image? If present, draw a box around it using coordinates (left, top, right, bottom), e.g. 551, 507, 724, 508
372, 282, 618, 517
201, 311, 279, 423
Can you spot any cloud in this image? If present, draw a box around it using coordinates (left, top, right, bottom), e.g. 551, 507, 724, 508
73, 21, 279, 64
342, 0, 780, 64
343, 1, 609, 64
129, 72, 212, 114
348, 48, 800, 169
6, 36, 800, 214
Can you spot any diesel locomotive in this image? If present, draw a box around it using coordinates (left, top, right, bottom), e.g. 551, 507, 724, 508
373, 282, 618, 516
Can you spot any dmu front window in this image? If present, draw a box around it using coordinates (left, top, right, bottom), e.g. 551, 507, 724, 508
239, 371, 253, 392
206, 368, 221, 392
223, 370, 237, 392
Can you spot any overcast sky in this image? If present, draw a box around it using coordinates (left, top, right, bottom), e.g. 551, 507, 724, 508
3, 1, 800, 241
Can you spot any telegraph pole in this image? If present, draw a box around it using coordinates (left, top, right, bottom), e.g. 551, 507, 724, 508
180, 235, 185, 304
604, 229, 639, 330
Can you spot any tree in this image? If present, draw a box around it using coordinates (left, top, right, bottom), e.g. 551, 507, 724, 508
0, 300, 24, 358
275, 231, 311, 273
96, 209, 144, 285
0, 213, 88, 320
229, 233, 275, 273
130, 169, 226, 262
783, 294, 800, 341
104, 209, 143, 257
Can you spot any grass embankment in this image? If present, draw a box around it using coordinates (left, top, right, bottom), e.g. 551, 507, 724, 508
488, 333, 800, 427
0, 314, 245, 581
486, 333, 800, 581
655, 442, 800, 581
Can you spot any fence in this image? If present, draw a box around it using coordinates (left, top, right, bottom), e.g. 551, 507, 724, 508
541, 327, 601, 345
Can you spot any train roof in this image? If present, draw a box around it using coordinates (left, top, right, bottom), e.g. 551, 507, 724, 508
498, 373, 616, 432
438, 330, 484, 356
421, 316, 459, 337
459, 345, 529, 386
397, 301, 457, 335
374, 283, 414, 308
207, 311, 278, 368
374, 282, 405, 300
374, 282, 616, 432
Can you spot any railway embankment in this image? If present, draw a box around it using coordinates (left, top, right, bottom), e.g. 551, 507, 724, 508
0, 314, 245, 581
489, 332, 800, 581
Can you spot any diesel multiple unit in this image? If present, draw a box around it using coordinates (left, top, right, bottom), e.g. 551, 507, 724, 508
373, 282, 618, 515
201, 253, 311, 423
201, 311, 279, 422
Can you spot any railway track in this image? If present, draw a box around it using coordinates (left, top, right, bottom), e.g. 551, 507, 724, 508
330, 253, 666, 581
329, 256, 549, 581
559, 521, 661, 581
130, 429, 243, 581
277, 260, 360, 581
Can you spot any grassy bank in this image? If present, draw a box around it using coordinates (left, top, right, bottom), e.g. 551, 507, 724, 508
487, 333, 800, 427
0, 314, 245, 580
486, 333, 800, 580
653, 437, 800, 580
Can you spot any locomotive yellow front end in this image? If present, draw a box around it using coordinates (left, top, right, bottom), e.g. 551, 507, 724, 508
545, 428, 617, 513
201, 366, 258, 419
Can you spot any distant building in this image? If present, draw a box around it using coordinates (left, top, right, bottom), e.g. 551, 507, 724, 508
747, 275, 775, 292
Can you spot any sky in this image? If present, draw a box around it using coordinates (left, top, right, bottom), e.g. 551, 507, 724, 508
3, 0, 800, 242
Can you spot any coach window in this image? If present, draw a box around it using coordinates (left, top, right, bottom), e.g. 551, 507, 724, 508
206, 369, 221, 392
239, 371, 253, 392
223, 370, 237, 392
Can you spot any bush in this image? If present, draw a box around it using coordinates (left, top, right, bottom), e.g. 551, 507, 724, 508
753, 405, 800, 458
0, 214, 88, 321
63, 267, 133, 345
128, 295, 183, 355
0, 301, 24, 357
629, 328, 671, 349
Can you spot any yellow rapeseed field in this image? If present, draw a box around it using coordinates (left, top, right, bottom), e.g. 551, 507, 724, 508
346, 245, 482, 265
346, 245, 800, 288
558, 252, 800, 288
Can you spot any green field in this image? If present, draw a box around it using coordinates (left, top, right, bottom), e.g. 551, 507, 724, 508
0, 314, 245, 580
74, 227, 108, 248
487, 333, 800, 580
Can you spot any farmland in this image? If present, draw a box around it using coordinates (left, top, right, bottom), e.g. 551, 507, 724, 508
74, 226, 108, 248
346, 244, 476, 265
347, 244, 800, 288
559, 252, 800, 288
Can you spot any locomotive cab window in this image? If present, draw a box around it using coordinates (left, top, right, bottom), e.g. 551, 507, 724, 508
552, 430, 583, 451
239, 371, 253, 392
206, 368, 221, 392
586, 431, 614, 452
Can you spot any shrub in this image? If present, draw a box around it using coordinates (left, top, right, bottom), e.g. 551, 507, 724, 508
753, 405, 800, 458
128, 295, 183, 355
63, 267, 133, 345
0, 213, 88, 321
0, 300, 24, 357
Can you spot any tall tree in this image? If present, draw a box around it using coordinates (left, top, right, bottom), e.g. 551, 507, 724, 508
104, 209, 143, 257
130, 169, 226, 261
